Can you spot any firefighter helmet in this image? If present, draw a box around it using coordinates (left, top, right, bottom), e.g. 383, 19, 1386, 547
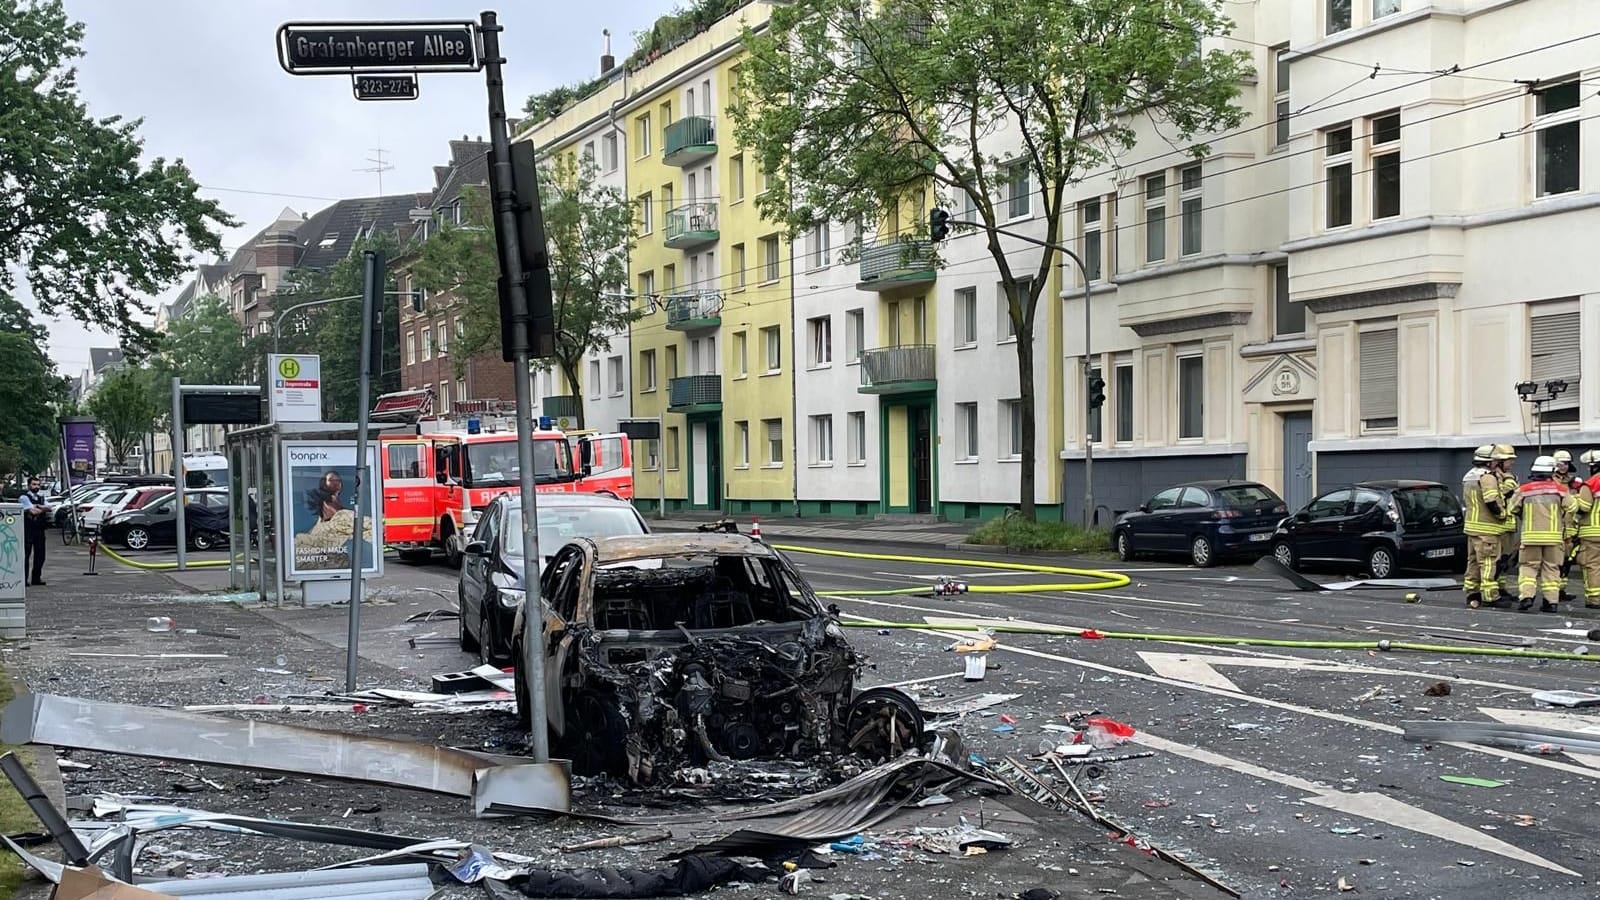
1554, 449, 1573, 464
1530, 455, 1557, 475
1473, 444, 1494, 463
1491, 443, 1518, 461
1581, 449, 1600, 467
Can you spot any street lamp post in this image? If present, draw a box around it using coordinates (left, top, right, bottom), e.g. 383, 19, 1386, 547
269, 292, 418, 354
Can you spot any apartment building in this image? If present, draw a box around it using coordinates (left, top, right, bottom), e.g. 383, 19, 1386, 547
1057, 0, 1600, 523
521, 76, 635, 435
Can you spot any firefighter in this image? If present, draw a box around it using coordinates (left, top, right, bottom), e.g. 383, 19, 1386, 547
1492, 444, 1520, 597
1554, 449, 1580, 603
1505, 455, 1577, 612
1462, 445, 1505, 609
1575, 449, 1600, 609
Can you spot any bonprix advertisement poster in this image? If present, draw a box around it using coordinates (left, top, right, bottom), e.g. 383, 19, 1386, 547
59, 417, 97, 487
278, 441, 383, 581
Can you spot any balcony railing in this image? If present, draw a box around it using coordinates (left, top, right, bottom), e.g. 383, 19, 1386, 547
859, 345, 937, 394
542, 395, 579, 419
857, 238, 936, 290
666, 291, 723, 330
664, 202, 720, 249
663, 115, 717, 166
668, 374, 722, 411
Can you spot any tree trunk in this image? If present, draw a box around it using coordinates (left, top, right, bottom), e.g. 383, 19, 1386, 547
560, 358, 585, 430
1015, 332, 1037, 521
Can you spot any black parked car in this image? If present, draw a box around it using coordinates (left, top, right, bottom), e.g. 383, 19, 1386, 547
100, 489, 230, 551
1269, 480, 1466, 578
458, 491, 650, 667
1114, 480, 1288, 567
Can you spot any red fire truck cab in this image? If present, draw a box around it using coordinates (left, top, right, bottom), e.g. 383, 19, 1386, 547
372, 390, 634, 566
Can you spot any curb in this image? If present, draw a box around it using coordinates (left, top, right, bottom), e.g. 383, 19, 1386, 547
650, 522, 972, 551
940, 541, 1120, 563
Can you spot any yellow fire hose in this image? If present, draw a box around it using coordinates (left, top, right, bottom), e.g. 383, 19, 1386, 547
772, 542, 1131, 594
97, 542, 231, 569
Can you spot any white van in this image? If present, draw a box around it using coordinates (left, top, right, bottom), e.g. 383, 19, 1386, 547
179, 453, 229, 489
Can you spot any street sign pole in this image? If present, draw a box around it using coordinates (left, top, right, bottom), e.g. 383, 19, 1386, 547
346, 250, 382, 693
171, 378, 187, 571
479, 10, 549, 764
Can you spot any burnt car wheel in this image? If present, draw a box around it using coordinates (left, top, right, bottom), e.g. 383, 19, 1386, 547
192, 530, 218, 551
570, 690, 628, 777
512, 640, 530, 730
843, 687, 927, 762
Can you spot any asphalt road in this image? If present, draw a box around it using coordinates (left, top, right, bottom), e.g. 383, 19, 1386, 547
271, 539, 1600, 896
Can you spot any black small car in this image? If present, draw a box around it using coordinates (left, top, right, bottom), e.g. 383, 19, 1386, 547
100, 489, 230, 551
1270, 480, 1466, 578
1114, 480, 1288, 567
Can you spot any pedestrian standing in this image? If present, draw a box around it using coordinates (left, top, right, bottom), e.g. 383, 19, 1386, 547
17, 476, 50, 586
1461, 445, 1505, 609
1505, 455, 1576, 613
1493, 445, 1520, 598
1574, 449, 1600, 609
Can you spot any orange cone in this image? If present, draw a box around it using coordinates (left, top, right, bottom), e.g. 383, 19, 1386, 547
750, 517, 762, 539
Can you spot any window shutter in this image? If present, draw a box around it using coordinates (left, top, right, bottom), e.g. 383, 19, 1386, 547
1359, 329, 1399, 423
1531, 310, 1581, 410
767, 419, 783, 442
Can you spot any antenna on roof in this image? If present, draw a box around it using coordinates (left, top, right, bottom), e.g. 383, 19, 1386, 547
355, 146, 395, 194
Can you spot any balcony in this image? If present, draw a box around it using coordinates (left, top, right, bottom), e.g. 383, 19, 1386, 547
542, 395, 579, 419
666, 290, 723, 331
857, 239, 936, 292
668, 374, 722, 413
664, 202, 719, 250
858, 345, 937, 395
663, 115, 717, 167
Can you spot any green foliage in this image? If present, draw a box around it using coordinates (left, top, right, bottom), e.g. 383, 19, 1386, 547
149, 294, 263, 419
968, 513, 1111, 553
411, 157, 638, 427
731, 0, 1250, 518
87, 365, 161, 467
523, 75, 609, 120
0, 442, 19, 483
0, 0, 237, 352
0, 294, 68, 475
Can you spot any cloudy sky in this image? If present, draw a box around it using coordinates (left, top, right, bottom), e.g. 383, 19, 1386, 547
35, 0, 667, 375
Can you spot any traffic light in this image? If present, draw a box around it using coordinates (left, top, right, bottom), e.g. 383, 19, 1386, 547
489, 140, 557, 363
1087, 374, 1106, 410
929, 207, 951, 242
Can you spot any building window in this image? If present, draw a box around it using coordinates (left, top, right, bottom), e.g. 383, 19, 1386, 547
658, 102, 672, 147
1535, 80, 1581, 197
734, 420, 750, 467
637, 271, 655, 312
665, 345, 678, 379
1114, 360, 1134, 444
1143, 173, 1166, 263
1324, 124, 1354, 228
638, 192, 653, 234
440, 380, 451, 407
588, 359, 601, 400
764, 418, 784, 465
1273, 44, 1291, 148
808, 316, 832, 366
662, 264, 676, 291
955, 288, 977, 346
1531, 304, 1581, 424
405, 331, 415, 365
1179, 165, 1202, 256
582, 141, 595, 162
956, 402, 979, 460
733, 331, 748, 377
806, 224, 831, 269
602, 132, 618, 172
1178, 354, 1205, 439
887, 300, 902, 346
608, 356, 624, 396
811, 415, 834, 464
763, 325, 782, 372
421, 328, 433, 360
666, 426, 680, 470
730, 243, 746, 290
1080, 199, 1103, 282
1087, 365, 1104, 443
436, 322, 449, 355
635, 114, 651, 157
1273, 263, 1304, 336
1006, 161, 1032, 219
913, 296, 927, 344
454, 316, 465, 339
1358, 327, 1399, 432
1002, 399, 1022, 459
639, 349, 657, 392
1327, 0, 1352, 34
731, 154, 745, 201
760, 235, 781, 282
999, 279, 1029, 342
847, 411, 866, 465
643, 439, 659, 471
1370, 111, 1401, 219
455, 377, 466, 403
1373, 0, 1401, 18
846, 309, 864, 362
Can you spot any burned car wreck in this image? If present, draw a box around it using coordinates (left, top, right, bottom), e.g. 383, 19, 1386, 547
513, 533, 924, 784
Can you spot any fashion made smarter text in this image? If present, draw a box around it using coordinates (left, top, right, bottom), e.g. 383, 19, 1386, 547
293, 33, 468, 64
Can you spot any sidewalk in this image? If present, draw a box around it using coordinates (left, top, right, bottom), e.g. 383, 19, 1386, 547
648, 511, 980, 549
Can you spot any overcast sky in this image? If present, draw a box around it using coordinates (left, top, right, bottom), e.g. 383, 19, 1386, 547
33, 0, 666, 375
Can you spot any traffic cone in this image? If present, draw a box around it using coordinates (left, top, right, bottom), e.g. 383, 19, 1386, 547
750, 517, 762, 540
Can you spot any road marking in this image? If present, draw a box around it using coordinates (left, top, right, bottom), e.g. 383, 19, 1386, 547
1137, 651, 1540, 696
880, 671, 966, 689
1480, 707, 1600, 769
1360, 619, 1590, 648
1132, 731, 1579, 876
1193, 575, 1277, 583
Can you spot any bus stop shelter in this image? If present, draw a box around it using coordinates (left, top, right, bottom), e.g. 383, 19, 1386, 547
225, 421, 404, 606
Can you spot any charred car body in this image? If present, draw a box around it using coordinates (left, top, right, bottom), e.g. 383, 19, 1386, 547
513, 533, 922, 783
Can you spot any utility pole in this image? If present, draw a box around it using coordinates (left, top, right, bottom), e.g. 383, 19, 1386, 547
345, 250, 382, 692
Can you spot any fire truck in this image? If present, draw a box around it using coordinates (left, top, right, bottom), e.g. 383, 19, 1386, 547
371, 390, 634, 566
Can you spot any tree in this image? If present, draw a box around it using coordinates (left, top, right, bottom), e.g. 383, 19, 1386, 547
411, 156, 638, 427
730, 0, 1250, 519
0, 294, 68, 475
1, 0, 236, 351
87, 366, 160, 469
154, 294, 259, 388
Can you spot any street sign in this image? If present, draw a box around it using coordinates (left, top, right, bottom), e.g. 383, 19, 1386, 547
182, 393, 263, 426
277, 21, 480, 74
353, 73, 419, 101
268, 353, 323, 423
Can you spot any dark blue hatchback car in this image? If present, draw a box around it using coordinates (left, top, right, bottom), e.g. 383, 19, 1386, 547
1113, 480, 1289, 567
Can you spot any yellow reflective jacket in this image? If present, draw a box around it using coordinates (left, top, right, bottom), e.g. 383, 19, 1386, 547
1507, 480, 1575, 547
1577, 476, 1600, 540
1498, 474, 1521, 533
1461, 467, 1503, 537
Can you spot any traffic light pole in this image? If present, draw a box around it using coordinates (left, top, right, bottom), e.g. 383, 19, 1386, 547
939, 215, 1096, 526
480, 10, 549, 765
